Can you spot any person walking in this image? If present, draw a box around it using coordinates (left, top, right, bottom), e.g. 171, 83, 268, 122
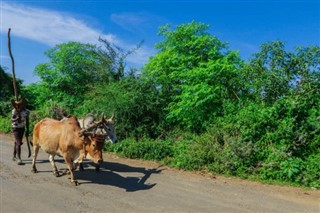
11, 97, 30, 165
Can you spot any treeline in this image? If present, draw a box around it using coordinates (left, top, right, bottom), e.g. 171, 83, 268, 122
0, 21, 319, 188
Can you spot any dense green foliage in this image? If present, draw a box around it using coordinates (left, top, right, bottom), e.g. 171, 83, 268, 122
0, 21, 319, 188
144, 22, 244, 132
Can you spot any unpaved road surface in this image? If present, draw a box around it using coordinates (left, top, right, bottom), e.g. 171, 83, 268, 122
1, 134, 319, 213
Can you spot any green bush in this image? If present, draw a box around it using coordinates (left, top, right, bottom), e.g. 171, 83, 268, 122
302, 154, 320, 188
105, 137, 173, 161
0, 115, 12, 133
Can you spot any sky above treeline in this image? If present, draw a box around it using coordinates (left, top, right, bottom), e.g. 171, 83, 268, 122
1, 0, 319, 84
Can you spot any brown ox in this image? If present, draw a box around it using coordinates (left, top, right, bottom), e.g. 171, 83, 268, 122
78, 113, 117, 171
31, 116, 104, 185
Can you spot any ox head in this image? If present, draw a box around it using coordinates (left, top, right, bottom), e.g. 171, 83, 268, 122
100, 114, 117, 144
83, 134, 105, 164
80, 113, 117, 144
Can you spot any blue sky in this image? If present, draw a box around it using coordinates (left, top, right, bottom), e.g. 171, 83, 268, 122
1, 0, 319, 84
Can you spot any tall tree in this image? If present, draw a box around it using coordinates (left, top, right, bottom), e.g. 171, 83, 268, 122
143, 21, 243, 132
34, 42, 100, 109
243, 41, 320, 104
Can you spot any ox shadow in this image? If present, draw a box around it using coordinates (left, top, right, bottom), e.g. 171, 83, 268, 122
75, 161, 163, 192
23, 158, 68, 174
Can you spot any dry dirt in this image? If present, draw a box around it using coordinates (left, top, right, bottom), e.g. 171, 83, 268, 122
1, 134, 319, 213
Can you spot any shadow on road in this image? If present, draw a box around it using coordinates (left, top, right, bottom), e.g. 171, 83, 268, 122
22, 156, 162, 191
75, 161, 163, 192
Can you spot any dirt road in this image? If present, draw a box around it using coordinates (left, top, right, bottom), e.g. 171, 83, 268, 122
1, 134, 319, 213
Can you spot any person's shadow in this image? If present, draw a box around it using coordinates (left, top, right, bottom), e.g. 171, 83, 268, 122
75, 161, 163, 192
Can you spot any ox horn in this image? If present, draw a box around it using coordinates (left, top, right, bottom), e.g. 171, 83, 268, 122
101, 113, 106, 122
110, 113, 114, 121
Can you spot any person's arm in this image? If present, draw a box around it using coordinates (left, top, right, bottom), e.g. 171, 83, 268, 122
11, 110, 20, 122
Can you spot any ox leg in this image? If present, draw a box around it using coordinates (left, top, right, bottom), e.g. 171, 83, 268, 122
73, 161, 80, 171
31, 145, 40, 173
49, 154, 59, 177
73, 151, 85, 171
64, 156, 79, 186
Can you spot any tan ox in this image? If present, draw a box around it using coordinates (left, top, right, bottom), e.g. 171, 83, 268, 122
31, 116, 104, 185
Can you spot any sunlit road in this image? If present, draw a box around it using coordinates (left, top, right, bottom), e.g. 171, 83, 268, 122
1, 134, 319, 213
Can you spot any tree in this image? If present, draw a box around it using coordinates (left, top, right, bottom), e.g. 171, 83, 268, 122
34, 42, 100, 110
242, 41, 320, 104
143, 21, 243, 132
33, 39, 143, 112
96, 38, 143, 81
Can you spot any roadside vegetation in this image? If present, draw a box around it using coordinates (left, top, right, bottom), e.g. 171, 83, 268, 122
1, 21, 319, 188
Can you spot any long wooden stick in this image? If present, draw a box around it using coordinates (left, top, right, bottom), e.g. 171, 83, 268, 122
8, 28, 19, 101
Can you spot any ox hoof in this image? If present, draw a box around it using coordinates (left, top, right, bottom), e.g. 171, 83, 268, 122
61, 169, 70, 175
31, 169, 38, 173
71, 180, 79, 186
53, 171, 60, 177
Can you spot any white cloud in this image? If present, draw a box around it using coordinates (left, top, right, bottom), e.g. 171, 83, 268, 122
0, 2, 156, 69
0, 2, 117, 46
